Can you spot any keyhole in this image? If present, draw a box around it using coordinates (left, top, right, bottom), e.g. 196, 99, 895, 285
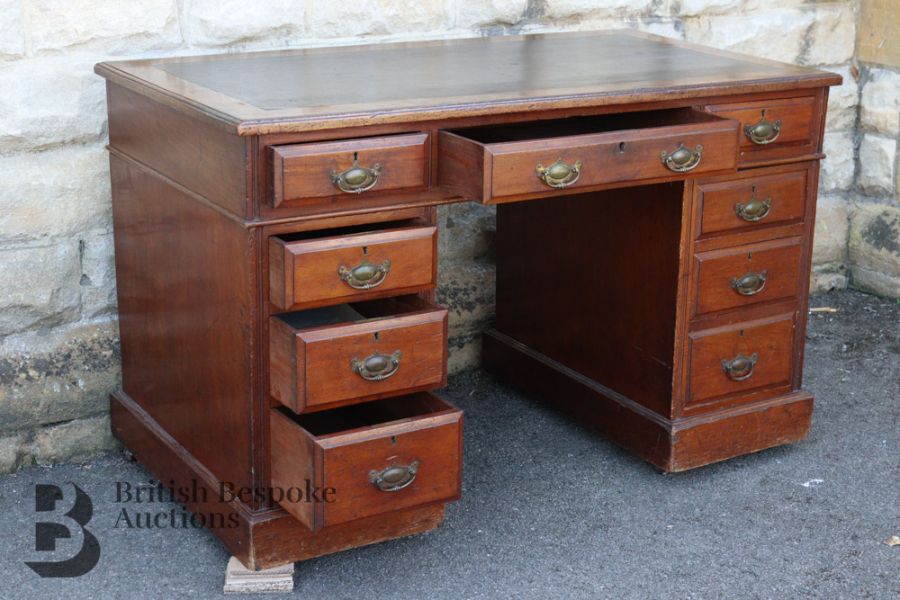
747, 252, 753, 261
373, 331, 380, 341
390, 436, 398, 444
618, 142, 626, 153
352, 151, 359, 161
739, 329, 745, 337
362, 245, 369, 256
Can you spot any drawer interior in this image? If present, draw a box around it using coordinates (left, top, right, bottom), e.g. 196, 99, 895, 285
276, 295, 433, 332
274, 218, 425, 243
275, 392, 457, 438
447, 108, 729, 144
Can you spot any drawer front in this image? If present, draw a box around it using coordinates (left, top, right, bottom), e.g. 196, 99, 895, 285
269, 226, 437, 311
706, 96, 817, 163
271, 133, 429, 206
488, 126, 737, 199
697, 168, 808, 238
270, 303, 447, 413
270, 393, 463, 531
694, 237, 803, 316
687, 313, 795, 406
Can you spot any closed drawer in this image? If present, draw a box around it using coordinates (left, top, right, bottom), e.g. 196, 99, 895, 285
271, 133, 429, 206
438, 108, 738, 204
270, 297, 447, 413
693, 237, 803, 317
687, 313, 796, 406
270, 392, 462, 531
705, 96, 817, 164
269, 225, 437, 312
697, 167, 809, 238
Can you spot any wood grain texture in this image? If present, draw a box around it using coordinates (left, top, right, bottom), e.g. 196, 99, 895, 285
110, 155, 255, 493
695, 165, 808, 238
692, 237, 803, 316
271, 133, 429, 206
269, 299, 448, 413
95, 30, 840, 135
269, 226, 437, 311
439, 109, 738, 203
270, 393, 462, 531
686, 312, 796, 407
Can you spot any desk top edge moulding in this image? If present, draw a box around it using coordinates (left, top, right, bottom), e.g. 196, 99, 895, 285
96, 30, 841, 571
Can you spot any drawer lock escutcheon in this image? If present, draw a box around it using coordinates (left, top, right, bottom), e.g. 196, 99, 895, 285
730, 270, 768, 296
369, 460, 419, 492
351, 350, 402, 381
331, 158, 382, 193
721, 353, 759, 382
661, 143, 702, 173
734, 188, 772, 222
744, 109, 782, 145
339, 259, 391, 289
536, 158, 582, 188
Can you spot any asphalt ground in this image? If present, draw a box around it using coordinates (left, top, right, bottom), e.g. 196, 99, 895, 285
0, 289, 897, 599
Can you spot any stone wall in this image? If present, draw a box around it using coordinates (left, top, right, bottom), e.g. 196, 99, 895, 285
0, 0, 894, 471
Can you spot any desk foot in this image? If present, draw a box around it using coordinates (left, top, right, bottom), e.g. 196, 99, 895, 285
223, 556, 294, 594
483, 329, 813, 472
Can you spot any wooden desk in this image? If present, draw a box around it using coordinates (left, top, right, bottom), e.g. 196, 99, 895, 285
96, 30, 840, 570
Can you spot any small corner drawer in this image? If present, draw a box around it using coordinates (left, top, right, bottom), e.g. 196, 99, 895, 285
269, 225, 437, 312
687, 313, 795, 407
437, 107, 738, 204
269, 297, 447, 413
270, 133, 429, 206
705, 96, 817, 163
270, 392, 462, 531
693, 237, 803, 317
696, 167, 809, 238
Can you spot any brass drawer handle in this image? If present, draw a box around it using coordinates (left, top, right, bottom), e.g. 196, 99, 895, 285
721, 353, 759, 382
661, 143, 702, 173
369, 460, 419, 492
338, 259, 391, 290
331, 158, 382, 193
536, 158, 582, 188
744, 110, 781, 145
351, 350, 402, 381
730, 269, 768, 296
734, 188, 772, 222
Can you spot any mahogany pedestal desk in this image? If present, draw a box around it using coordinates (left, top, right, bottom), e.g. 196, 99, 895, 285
95, 31, 840, 570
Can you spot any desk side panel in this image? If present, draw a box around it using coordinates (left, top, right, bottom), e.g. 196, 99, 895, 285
106, 82, 249, 218
110, 155, 255, 493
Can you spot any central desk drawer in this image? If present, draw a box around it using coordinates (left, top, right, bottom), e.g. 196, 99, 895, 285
269, 225, 437, 312
269, 297, 448, 413
270, 392, 462, 531
438, 108, 739, 204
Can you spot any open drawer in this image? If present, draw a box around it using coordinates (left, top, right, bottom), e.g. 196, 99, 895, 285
270, 392, 463, 531
438, 108, 739, 204
269, 296, 447, 413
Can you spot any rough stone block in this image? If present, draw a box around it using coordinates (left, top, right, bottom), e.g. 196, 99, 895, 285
857, 134, 897, 195
182, 0, 305, 46
0, 320, 120, 431
825, 65, 859, 132
848, 203, 900, 297
819, 131, 856, 192
79, 230, 117, 319
31, 415, 118, 466
803, 3, 855, 66
453, 0, 527, 29
0, 0, 24, 58
860, 68, 900, 137
306, 0, 446, 38
438, 262, 495, 373
676, 0, 741, 17
26, 0, 180, 54
0, 242, 81, 336
0, 434, 26, 473
544, 0, 653, 20
437, 203, 496, 263
0, 58, 108, 151
812, 194, 849, 265
683, 9, 814, 63
809, 268, 848, 294
0, 145, 111, 243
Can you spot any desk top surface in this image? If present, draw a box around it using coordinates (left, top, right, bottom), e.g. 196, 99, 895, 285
96, 30, 840, 135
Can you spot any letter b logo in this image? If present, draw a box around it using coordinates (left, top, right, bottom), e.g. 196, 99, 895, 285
25, 483, 100, 577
